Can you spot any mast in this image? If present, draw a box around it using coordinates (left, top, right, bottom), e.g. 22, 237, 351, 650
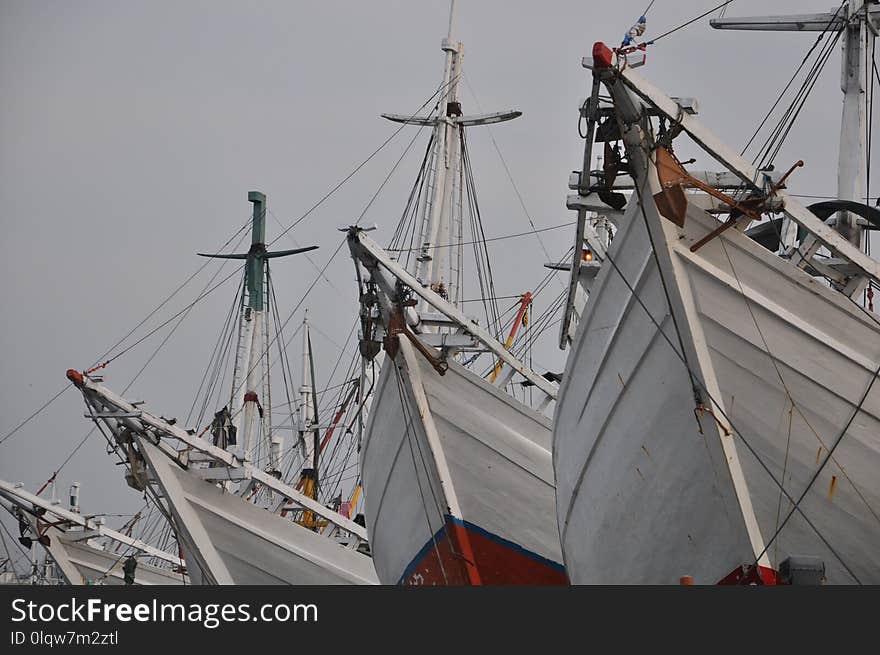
298, 311, 317, 496
381, 0, 521, 309
234, 191, 267, 461
198, 192, 318, 465
306, 331, 321, 500
838, 0, 873, 246
418, 0, 463, 301
711, 1, 879, 248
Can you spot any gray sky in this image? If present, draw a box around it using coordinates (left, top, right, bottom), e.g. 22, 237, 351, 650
1, 0, 877, 565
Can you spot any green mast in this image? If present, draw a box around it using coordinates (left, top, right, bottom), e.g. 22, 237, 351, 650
246, 191, 267, 312
199, 191, 318, 282
198, 191, 319, 459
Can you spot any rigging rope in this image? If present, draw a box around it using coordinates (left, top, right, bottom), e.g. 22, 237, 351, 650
606, 89, 864, 582
647, 1, 735, 45
268, 210, 345, 296
267, 271, 299, 471
754, 361, 879, 579
461, 127, 502, 338
213, 108, 430, 455
865, 29, 876, 309
740, 2, 846, 157
595, 227, 861, 581
758, 26, 844, 168
608, 103, 862, 578
0, 385, 71, 447
387, 221, 575, 252
187, 275, 244, 426
716, 228, 880, 528
268, 74, 461, 247
462, 74, 561, 286
123, 229, 250, 397
392, 362, 450, 584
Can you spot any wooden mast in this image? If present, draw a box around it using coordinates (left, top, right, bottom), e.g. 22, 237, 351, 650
711, 1, 879, 249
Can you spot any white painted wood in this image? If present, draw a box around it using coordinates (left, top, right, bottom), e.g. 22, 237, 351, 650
396, 335, 461, 518
553, 182, 760, 584
349, 230, 558, 399
555, 53, 880, 583
0, 480, 181, 565
52, 532, 186, 585
0, 489, 186, 585
612, 65, 880, 285
76, 377, 368, 539
710, 11, 848, 31
138, 438, 378, 585
360, 350, 562, 584
554, 100, 880, 584
836, 0, 870, 246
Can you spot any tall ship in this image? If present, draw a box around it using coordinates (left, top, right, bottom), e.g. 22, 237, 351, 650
347, 0, 567, 585
0, 479, 187, 585
554, 2, 880, 584
66, 191, 378, 585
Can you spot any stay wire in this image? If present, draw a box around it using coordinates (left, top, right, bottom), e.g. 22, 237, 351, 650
187, 274, 245, 427
121, 226, 251, 398
649, 1, 735, 44
219, 113, 423, 437
267, 272, 299, 465
740, 2, 846, 157
0, 386, 71, 447
269, 75, 460, 247
392, 363, 450, 583
612, 117, 860, 580
598, 227, 860, 581
0, 218, 252, 449
386, 221, 575, 253
462, 74, 560, 285
48, 262, 248, 479
761, 28, 843, 167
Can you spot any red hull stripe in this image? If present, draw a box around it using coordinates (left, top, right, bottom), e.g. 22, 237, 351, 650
398, 516, 568, 585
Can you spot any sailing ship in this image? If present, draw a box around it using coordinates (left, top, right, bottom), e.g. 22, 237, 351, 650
0, 479, 187, 585
554, 2, 880, 584
346, 1, 567, 585
66, 191, 378, 585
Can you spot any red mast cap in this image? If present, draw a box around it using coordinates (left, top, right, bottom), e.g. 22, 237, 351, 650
592, 42, 614, 69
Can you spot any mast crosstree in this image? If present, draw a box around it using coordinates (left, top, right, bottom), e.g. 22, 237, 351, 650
712, 0, 880, 249
382, 0, 520, 309
199, 192, 318, 465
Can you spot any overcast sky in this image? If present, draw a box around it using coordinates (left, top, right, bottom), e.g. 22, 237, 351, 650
1, 0, 877, 568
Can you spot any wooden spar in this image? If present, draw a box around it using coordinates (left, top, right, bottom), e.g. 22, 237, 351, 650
318, 382, 359, 455
307, 330, 321, 498
381, 0, 520, 309
489, 292, 532, 383
68, 371, 369, 541
608, 62, 880, 288
712, 1, 879, 249
0, 479, 183, 566
348, 229, 558, 400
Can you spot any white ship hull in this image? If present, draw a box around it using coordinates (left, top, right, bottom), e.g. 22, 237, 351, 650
361, 338, 566, 585
138, 439, 379, 585
554, 193, 880, 584
42, 526, 186, 586
1, 488, 187, 586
